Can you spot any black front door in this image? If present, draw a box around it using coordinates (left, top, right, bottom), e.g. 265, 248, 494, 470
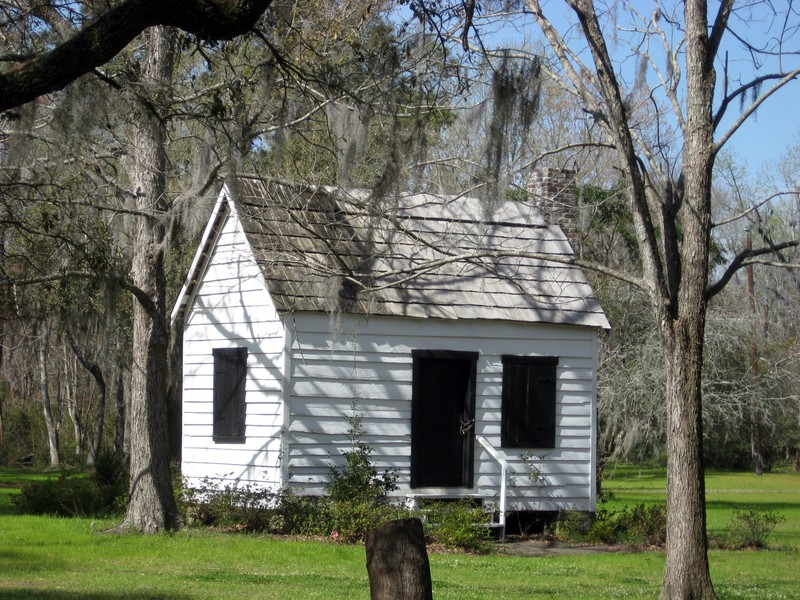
411, 350, 478, 488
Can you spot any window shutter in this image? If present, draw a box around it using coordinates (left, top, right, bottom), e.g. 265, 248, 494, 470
213, 347, 247, 443
501, 356, 558, 448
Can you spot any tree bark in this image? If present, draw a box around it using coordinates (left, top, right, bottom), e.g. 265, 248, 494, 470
88, 371, 107, 467
365, 518, 433, 600
67, 331, 107, 466
167, 320, 184, 463
63, 352, 84, 459
114, 368, 127, 457
117, 26, 179, 533
659, 3, 717, 597
746, 231, 763, 476
0, 0, 273, 111
38, 321, 60, 468
661, 319, 715, 600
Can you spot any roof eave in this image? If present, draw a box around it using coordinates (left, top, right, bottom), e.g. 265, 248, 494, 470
169, 185, 232, 325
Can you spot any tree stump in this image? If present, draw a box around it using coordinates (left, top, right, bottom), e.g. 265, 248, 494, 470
365, 517, 433, 600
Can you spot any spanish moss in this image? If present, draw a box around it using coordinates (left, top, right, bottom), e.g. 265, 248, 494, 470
482, 50, 541, 208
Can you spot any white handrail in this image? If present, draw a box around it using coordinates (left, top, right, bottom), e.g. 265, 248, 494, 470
475, 435, 508, 539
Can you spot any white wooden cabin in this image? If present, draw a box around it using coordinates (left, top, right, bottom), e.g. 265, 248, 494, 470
171, 176, 609, 520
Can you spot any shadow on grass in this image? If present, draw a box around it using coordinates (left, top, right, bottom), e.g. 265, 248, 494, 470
0, 501, 22, 517
705, 500, 799, 512
0, 549, 66, 575
0, 469, 40, 517
0, 591, 192, 599
602, 465, 666, 484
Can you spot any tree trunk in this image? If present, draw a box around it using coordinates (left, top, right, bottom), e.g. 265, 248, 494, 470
167, 319, 183, 463
88, 371, 107, 466
658, 3, 718, 598
117, 26, 179, 533
67, 331, 107, 466
62, 348, 84, 458
64, 366, 84, 459
365, 518, 433, 600
746, 231, 763, 475
38, 321, 60, 468
661, 319, 715, 600
0, 315, 5, 450
114, 368, 126, 457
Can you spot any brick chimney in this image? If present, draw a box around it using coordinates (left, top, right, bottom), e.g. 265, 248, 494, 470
527, 168, 578, 235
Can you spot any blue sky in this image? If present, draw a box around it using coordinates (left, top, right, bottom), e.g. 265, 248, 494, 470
485, 2, 800, 174
722, 89, 800, 171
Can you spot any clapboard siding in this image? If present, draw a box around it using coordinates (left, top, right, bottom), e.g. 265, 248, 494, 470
180, 207, 285, 490
285, 312, 598, 511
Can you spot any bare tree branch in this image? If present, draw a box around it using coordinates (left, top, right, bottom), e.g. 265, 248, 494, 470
707, 239, 800, 299
745, 259, 800, 269
3, 271, 97, 286
712, 191, 796, 228
707, 0, 734, 65
713, 66, 800, 155
0, 0, 273, 112
290, 245, 648, 293
535, 0, 667, 304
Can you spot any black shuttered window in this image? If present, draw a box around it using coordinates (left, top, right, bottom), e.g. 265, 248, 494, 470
213, 347, 247, 443
501, 356, 558, 448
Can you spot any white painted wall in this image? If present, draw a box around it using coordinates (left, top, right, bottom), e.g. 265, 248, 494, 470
181, 207, 285, 491
285, 313, 599, 512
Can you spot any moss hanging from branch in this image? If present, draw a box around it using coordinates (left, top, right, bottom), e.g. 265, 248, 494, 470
482, 50, 541, 204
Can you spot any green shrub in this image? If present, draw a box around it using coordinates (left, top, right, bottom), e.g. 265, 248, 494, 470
12, 471, 124, 517
553, 503, 666, 547
329, 500, 406, 543
421, 500, 495, 554
182, 477, 276, 533
0, 404, 45, 467
586, 506, 618, 544
12, 450, 129, 518
94, 449, 128, 491
552, 509, 594, 542
615, 503, 667, 546
181, 424, 402, 541
271, 492, 332, 536
327, 410, 398, 506
719, 508, 784, 549
181, 477, 406, 542
327, 447, 398, 505
321, 407, 401, 542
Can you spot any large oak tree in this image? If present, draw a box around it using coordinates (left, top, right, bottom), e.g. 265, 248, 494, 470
522, 1, 800, 598
1, 0, 274, 531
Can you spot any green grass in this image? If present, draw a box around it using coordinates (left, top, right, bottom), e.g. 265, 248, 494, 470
602, 464, 800, 549
0, 466, 798, 599
0, 468, 49, 517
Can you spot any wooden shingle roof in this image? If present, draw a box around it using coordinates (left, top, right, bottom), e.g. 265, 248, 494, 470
224, 176, 608, 329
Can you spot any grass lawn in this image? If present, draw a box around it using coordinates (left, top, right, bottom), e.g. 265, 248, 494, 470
602, 464, 800, 549
0, 466, 798, 599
